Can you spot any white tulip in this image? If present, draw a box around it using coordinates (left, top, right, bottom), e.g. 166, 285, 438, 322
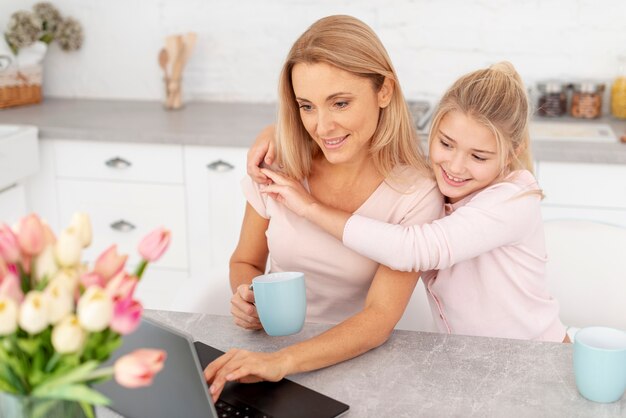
18, 291, 49, 334
51, 268, 80, 295
0, 297, 18, 335
77, 286, 113, 332
55, 227, 82, 268
34, 244, 59, 283
51, 315, 86, 354
44, 278, 74, 325
70, 213, 92, 248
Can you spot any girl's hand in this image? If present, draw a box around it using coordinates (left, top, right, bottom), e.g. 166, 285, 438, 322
230, 284, 262, 330
204, 349, 291, 402
247, 125, 277, 184
260, 168, 318, 218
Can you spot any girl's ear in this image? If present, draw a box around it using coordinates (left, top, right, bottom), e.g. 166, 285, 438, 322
377, 77, 394, 108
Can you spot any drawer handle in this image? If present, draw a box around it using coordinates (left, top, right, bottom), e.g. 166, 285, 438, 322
110, 219, 136, 232
207, 160, 234, 172
105, 157, 132, 169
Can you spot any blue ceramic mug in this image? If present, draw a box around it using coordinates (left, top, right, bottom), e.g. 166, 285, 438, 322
251, 272, 306, 337
573, 326, 626, 403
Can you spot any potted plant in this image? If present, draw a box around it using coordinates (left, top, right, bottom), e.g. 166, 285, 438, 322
0, 213, 170, 418
0, 2, 83, 108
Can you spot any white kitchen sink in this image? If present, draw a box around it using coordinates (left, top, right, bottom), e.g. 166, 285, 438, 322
0, 124, 39, 191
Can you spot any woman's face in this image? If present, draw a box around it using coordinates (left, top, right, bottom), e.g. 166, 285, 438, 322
292, 62, 390, 166
429, 110, 502, 203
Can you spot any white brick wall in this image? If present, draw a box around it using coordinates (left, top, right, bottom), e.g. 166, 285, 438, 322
1, 0, 626, 103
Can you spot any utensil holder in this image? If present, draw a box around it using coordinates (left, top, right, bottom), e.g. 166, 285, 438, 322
164, 76, 183, 110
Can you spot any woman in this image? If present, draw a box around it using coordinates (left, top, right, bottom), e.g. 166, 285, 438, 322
205, 15, 442, 400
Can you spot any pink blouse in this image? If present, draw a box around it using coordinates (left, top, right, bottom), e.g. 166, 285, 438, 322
343, 170, 566, 341
242, 166, 443, 324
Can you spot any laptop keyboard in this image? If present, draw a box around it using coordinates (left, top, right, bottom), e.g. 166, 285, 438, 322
215, 399, 273, 418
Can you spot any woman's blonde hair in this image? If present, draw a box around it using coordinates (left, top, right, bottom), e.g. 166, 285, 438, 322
275, 15, 429, 180
428, 61, 534, 176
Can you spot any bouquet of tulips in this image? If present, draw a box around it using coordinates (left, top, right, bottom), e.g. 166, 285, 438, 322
0, 213, 170, 417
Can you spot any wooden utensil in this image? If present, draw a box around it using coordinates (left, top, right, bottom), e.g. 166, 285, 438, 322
158, 48, 169, 77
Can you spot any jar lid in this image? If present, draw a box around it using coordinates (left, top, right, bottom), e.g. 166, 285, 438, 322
536, 80, 566, 94
572, 81, 606, 93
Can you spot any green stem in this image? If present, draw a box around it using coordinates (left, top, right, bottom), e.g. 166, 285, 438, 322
134, 259, 148, 279
18, 264, 29, 294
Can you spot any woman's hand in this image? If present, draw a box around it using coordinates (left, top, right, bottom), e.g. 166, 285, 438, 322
204, 349, 291, 402
247, 125, 277, 184
260, 168, 318, 218
230, 284, 262, 330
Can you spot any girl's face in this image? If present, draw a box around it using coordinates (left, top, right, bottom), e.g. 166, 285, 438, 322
429, 110, 502, 203
291, 62, 391, 167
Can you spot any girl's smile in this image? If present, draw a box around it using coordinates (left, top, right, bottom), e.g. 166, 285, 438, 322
429, 110, 500, 203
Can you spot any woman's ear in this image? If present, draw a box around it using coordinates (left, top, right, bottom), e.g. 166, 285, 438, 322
377, 77, 394, 108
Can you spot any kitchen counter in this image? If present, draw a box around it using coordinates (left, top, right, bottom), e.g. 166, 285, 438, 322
1, 98, 625, 164
97, 310, 625, 418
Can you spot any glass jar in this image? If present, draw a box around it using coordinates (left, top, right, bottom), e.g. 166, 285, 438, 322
610, 55, 626, 119
536, 81, 567, 117
571, 82, 605, 119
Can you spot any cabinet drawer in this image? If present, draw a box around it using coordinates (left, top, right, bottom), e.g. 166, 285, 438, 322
57, 179, 188, 270
53, 140, 184, 184
538, 162, 626, 209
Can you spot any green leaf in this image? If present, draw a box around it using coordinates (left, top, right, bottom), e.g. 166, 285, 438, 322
31, 383, 111, 406
80, 401, 96, 418
32, 361, 100, 394
0, 371, 19, 393
17, 337, 42, 356
0, 363, 27, 394
34, 276, 50, 291
94, 336, 122, 361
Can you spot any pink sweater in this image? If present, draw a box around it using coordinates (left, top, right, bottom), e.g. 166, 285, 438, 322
343, 170, 566, 342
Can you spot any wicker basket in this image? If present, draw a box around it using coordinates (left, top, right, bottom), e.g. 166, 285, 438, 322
0, 65, 43, 109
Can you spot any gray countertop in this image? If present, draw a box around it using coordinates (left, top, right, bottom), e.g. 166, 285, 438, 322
97, 310, 625, 418
1, 98, 626, 164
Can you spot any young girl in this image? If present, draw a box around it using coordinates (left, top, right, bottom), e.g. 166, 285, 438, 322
258, 62, 568, 343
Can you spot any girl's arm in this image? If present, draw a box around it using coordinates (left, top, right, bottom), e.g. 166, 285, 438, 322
205, 263, 419, 402
228, 203, 270, 330
260, 168, 349, 240
262, 168, 539, 272
247, 125, 277, 184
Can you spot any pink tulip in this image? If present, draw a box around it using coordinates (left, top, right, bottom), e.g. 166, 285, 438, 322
0, 257, 7, 278
17, 214, 45, 256
138, 227, 171, 262
94, 245, 128, 281
0, 223, 20, 263
110, 297, 143, 335
114, 349, 166, 388
105, 272, 138, 301
80, 272, 106, 290
0, 273, 24, 304
42, 222, 57, 246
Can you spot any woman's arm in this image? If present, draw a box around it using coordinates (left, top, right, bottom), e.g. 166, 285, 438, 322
228, 203, 270, 330
205, 265, 419, 401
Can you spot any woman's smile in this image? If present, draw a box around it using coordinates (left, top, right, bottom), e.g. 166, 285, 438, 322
322, 135, 349, 149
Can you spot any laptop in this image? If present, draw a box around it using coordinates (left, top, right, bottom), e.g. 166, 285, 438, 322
95, 318, 349, 418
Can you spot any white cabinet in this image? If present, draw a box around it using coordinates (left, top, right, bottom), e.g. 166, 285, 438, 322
30, 139, 190, 310
171, 146, 248, 315
536, 161, 626, 227
0, 184, 28, 225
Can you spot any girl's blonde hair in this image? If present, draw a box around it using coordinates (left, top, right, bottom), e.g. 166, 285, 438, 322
275, 15, 429, 180
428, 61, 534, 176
